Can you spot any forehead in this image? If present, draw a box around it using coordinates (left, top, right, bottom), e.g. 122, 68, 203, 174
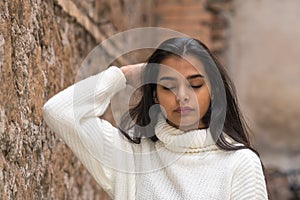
158, 55, 205, 78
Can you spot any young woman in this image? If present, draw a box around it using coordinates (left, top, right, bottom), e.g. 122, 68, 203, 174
43, 37, 268, 199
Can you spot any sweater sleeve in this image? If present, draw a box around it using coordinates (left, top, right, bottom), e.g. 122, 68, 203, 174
230, 149, 268, 200
42, 66, 127, 196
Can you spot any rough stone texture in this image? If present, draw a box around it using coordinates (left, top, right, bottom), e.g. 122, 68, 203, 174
0, 0, 153, 199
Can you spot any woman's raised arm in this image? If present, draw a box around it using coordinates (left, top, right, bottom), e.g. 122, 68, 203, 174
42, 66, 127, 197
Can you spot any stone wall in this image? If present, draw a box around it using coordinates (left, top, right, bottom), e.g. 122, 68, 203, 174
0, 0, 153, 199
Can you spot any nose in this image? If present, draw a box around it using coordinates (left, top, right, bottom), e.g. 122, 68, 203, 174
176, 86, 190, 103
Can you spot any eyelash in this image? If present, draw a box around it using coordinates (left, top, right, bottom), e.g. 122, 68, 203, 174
190, 85, 203, 89
162, 85, 203, 90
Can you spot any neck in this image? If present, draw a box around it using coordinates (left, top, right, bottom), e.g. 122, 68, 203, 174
166, 119, 208, 132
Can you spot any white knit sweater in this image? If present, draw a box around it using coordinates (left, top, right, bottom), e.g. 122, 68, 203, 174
43, 66, 268, 200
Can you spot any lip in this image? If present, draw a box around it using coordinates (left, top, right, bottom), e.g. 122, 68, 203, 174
174, 106, 194, 115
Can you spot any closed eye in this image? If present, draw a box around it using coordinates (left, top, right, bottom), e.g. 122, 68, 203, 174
190, 84, 203, 89
162, 86, 176, 90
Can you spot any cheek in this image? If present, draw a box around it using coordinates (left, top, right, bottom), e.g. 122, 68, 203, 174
156, 90, 176, 109
196, 90, 211, 115
200, 98, 210, 115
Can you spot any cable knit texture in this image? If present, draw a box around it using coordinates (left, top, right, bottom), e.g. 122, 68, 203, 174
155, 114, 218, 153
43, 66, 268, 200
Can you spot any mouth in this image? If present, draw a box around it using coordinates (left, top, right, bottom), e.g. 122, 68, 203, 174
174, 106, 194, 115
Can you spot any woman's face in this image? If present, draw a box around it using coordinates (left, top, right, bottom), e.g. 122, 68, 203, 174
156, 55, 210, 131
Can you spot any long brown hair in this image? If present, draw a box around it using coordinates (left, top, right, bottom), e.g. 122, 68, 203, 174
119, 37, 252, 151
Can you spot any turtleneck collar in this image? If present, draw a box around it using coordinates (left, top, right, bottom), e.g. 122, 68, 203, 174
155, 114, 219, 153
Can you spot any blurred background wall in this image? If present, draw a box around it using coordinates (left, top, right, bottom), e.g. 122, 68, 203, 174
1, 0, 299, 199
227, 0, 300, 170
226, 1, 300, 198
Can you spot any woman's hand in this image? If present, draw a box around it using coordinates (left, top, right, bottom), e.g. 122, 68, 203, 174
100, 63, 146, 127
120, 63, 146, 88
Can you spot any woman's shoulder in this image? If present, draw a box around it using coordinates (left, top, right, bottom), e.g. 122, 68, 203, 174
228, 148, 263, 172
222, 136, 261, 164
224, 147, 260, 161
233, 148, 261, 161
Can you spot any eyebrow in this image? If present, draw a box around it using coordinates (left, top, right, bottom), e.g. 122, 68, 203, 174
159, 74, 204, 81
187, 74, 205, 80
